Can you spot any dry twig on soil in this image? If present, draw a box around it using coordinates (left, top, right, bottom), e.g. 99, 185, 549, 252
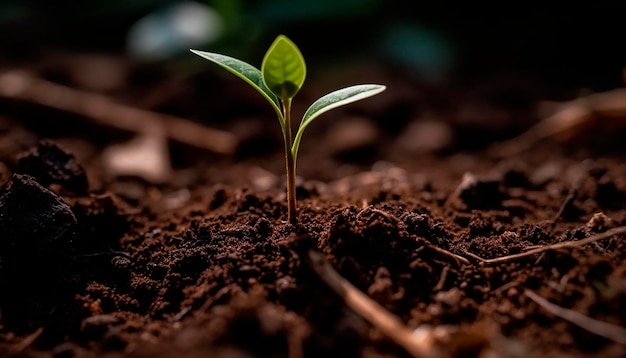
490, 88, 626, 157
552, 161, 592, 222
305, 249, 442, 358
524, 289, 626, 345
357, 206, 469, 266
425, 244, 470, 266
7, 327, 43, 357
0, 70, 238, 154
465, 226, 626, 265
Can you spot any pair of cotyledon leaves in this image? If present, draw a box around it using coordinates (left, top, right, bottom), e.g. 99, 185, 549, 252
190, 35, 386, 160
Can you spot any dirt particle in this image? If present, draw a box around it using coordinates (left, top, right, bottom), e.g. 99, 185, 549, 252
585, 212, 614, 232
367, 267, 394, 306
401, 211, 451, 247
111, 256, 132, 278
209, 186, 229, 210
275, 276, 296, 296
518, 224, 551, 245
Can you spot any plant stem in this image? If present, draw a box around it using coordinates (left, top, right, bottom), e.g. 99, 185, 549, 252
282, 98, 297, 223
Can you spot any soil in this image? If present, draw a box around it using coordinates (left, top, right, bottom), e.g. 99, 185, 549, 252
1, 54, 626, 358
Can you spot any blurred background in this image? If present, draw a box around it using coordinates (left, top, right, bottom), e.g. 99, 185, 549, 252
1, 0, 626, 183
2, 0, 625, 89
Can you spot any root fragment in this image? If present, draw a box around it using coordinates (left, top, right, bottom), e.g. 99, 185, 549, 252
466, 226, 626, 265
524, 289, 626, 345
305, 249, 441, 358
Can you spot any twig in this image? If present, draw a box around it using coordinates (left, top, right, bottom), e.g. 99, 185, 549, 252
489, 99, 590, 157
0, 70, 238, 154
354, 206, 469, 266
524, 289, 626, 345
285, 312, 306, 358
466, 226, 626, 265
8, 327, 43, 356
356, 206, 400, 223
78, 249, 130, 259
489, 88, 626, 157
305, 249, 440, 358
552, 173, 585, 223
492, 281, 520, 296
552, 188, 578, 222
433, 266, 449, 291
425, 244, 470, 266
552, 160, 594, 222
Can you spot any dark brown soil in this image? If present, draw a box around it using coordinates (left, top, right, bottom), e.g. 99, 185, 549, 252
1, 54, 626, 358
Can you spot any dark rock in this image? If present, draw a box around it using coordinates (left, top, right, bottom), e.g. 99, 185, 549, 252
455, 172, 503, 209
596, 177, 626, 210
0, 173, 76, 258
16, 140, 88, 194
0, 174, 77, 331
501, 168, 529, 188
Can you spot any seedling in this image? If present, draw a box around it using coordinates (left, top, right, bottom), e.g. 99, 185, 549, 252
191, 35, 386, 223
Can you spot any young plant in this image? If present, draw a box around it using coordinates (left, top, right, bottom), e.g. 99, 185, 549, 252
191, 35, 386, 223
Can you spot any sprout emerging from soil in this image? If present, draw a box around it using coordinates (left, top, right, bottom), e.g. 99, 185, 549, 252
191, 35, 386, 223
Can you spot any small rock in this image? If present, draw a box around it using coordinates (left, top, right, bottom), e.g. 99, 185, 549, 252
0, 173, 76, 258
455, 172, 503, 209
502, 169, 529, 188
16, 140, 88, 194
586, 212, 614, 232
434, 287, 464, 307
367, 267, 394, 304
0, 177, 77, 329
595, 177, 625, 209
275, 276, 296, 294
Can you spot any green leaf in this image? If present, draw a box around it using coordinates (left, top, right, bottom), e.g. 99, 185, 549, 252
261, 35, 306, 99
292, 84, 386, 158
190, 49, 283, 123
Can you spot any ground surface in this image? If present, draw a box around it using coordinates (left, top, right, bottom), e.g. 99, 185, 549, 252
0, 53, 625, 358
